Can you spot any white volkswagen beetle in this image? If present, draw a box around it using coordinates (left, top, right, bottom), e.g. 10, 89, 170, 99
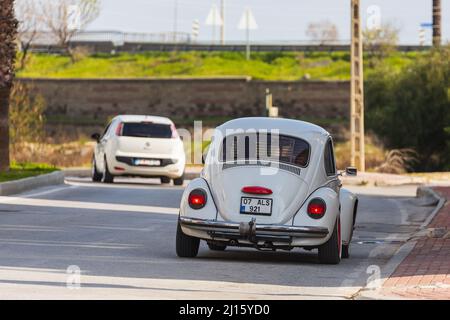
176, 118, 358, 264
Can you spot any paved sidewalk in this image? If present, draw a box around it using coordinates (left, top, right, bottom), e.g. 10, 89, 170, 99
381, 187, 450, 299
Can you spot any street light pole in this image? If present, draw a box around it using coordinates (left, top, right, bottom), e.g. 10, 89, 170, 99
350, 0, 365, 172
173, 0, 178, 43
432, 0, 441, 47
220, 0, 225, 45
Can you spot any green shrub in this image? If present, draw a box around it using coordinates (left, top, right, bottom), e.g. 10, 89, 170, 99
366, 46, 450, 171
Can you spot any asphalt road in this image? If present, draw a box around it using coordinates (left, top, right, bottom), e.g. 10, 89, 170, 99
0, 177, 436, 299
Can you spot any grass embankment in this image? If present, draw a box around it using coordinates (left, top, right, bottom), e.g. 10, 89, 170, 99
17, 51, 420, 80
0, 162, 59, 183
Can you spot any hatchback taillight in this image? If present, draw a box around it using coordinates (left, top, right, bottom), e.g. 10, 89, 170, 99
116, 122, 123, 136
188, 189, 207, 209
171, 123, 179, 139
307, 198, 326, 219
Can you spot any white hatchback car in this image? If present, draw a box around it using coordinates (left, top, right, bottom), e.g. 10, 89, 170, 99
91, 115, 186, 185
176, 117, 358, 264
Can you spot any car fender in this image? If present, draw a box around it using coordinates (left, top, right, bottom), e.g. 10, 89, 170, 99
179, 178, 218, 239
339, 188, 358, 245
180, 178, 218, 219
292, 187, 340, 242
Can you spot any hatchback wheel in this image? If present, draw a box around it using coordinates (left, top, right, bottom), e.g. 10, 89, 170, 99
102, 158, 114, 183
176, 222, 199, 258
318, 218, 341, 264
92, 158, 103, 182
161, 176, 171, 184
173, 174, 184, 186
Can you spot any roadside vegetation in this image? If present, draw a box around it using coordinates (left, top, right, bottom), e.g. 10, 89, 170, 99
0, 162, 58, 182
365, 46, 450, 171
16, 51, 421, 81
11, 45, 450, 173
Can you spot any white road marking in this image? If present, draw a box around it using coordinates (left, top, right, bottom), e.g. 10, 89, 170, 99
20, 185, 78, 198
0, 196, 179, 215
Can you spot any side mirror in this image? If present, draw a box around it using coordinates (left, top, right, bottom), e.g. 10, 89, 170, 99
91, 133, 100, 142
345, 167, 357, 176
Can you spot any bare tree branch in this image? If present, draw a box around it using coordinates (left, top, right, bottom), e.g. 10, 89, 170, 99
306, 20, 339, 45
40, 0, 101, 62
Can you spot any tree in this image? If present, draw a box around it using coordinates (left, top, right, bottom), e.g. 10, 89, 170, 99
41, 0, 100, 62
0, 0, 18, 171
15, 0, 42, 70
363, 22, 399, 61
366, 46, 450, 171
305, 20, 339, 45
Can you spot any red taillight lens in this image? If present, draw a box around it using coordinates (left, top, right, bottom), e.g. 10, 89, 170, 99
241, 186, 273, 195
116, 122, 123, 136
188, 189, 207, 209
171, 123, 179, 139
307, 198, 326, 219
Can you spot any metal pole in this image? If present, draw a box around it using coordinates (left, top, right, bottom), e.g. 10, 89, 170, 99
213, 6, 216, 44
432, 0, 441, 47
350, 0, 365, 171
173, 0, 178, 43
246, 8, 250, 60
220, 0, 225, 45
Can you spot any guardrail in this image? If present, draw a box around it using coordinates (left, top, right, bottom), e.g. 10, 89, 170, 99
28, 42, 431, 54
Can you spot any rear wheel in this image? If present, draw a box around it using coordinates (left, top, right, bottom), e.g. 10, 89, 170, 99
160, 176, 171, 184
176, 222, 199, 258
102, 158, 114, 183
318, 218, 342, 264
342, 244, 350, 259
92, 158, 103, 182
173, 174, 184, 186
207, 243, 227, 251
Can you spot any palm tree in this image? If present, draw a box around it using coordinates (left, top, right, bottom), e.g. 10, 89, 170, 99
0, 0, 18, 171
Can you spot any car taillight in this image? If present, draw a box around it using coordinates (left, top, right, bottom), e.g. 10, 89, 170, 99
307, 198, 326, 219
116, 122, 123, 136
188, 189, 207, 209
171, 123, 179, 139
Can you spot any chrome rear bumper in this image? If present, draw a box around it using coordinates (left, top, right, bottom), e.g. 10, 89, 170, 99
179, 216, 329, 242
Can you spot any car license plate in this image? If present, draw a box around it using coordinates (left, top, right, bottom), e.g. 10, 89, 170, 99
240, 197, 273, 215
134, 159, 160, 166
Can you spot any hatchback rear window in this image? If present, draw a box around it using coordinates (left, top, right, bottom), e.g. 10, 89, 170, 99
121, 122, 172, 138
221, 133, 310, 168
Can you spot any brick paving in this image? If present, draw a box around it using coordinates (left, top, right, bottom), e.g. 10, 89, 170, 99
381, 187, 450, 299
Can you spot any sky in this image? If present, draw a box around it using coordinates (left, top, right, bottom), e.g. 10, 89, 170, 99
87, 0, 450, 44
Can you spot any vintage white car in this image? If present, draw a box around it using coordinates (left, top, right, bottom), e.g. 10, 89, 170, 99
176, 117, 358, 264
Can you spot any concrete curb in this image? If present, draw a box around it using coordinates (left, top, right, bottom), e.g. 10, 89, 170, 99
0, 171, 65, 196
356, 186, 446, 300
356, 241, 417, 300
416, 186, 446, 229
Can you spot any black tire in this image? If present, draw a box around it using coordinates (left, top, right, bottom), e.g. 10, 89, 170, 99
318, 218, 341, 264
92, 157, 103, 182
160, 176, 171, 184
208, 243, 227, 251
342, 244, 350, 259
176, 222, 199, 258
102, 158, 114, 183
173, 174, 184, 186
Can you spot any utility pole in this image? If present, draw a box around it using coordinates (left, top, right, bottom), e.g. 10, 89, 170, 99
350, 0, 365, 171
173, 0, 178, 43
432, 0, 441, 47
220, 0, 225, 45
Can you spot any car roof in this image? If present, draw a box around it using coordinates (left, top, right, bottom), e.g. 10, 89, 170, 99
217, 117, 329, 140
113, 115, 173, 125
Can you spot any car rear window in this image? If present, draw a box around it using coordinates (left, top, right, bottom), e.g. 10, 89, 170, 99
221, 133, 310, 167
121, 122, 172, 138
